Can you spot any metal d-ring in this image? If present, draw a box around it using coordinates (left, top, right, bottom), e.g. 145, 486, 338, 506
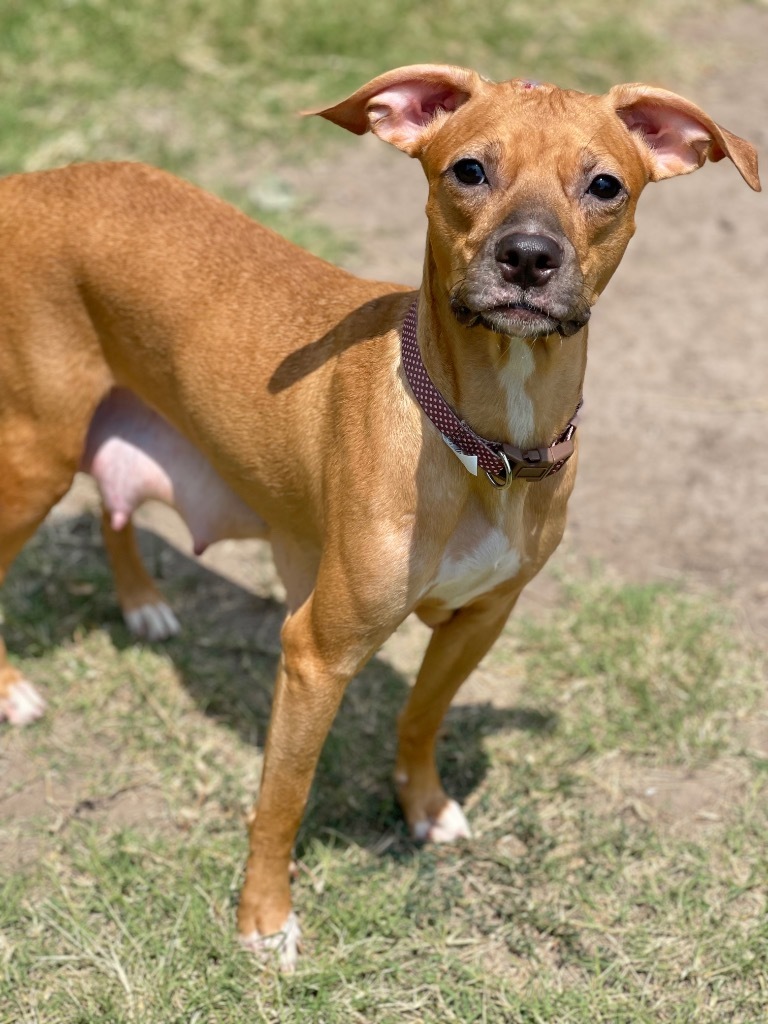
484, 449, 513, 490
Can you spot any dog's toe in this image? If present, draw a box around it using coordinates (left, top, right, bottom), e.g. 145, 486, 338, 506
412, 799, 472, 844
124, 602, 181, 642
0, 679, 47, 726
239, 911, 302, 973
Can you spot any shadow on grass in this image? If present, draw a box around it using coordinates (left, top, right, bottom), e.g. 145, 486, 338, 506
4, 513, 556, 855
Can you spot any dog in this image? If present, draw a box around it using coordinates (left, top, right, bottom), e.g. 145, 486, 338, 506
0, 65, 759, 967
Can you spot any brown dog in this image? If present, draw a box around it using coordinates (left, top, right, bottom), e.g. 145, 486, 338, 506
0, 66, 759, 966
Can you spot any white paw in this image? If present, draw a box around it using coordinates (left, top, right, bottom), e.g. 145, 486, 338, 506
412, 799, 472, 844
0, 679, 47, 726
239, 911, 302, 973
124, 602, 180, 642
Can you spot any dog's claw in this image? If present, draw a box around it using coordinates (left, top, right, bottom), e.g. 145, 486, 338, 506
239, 911, 302, 972
124, 602, 180, 642
411, 799, 472, 844
0, 679, 47, 726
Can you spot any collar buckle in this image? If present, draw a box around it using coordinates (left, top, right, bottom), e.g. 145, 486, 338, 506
500, 437, 576, 481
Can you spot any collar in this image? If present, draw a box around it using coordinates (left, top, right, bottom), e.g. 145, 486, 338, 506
400, 300, 581, 488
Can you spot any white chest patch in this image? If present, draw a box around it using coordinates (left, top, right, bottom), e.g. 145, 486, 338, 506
503, 337, 536, 446
427, 527, 522, 609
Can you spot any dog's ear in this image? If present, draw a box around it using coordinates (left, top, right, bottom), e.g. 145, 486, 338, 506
307, 65, 483, 156
609, 84, 760, 192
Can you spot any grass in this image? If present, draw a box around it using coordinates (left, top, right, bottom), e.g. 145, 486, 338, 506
0, 0, 727, 257
1, 518, 765, 1023
503, 576, 761, 762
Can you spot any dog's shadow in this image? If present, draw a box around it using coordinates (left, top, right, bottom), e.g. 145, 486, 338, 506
5, 512, 555, 855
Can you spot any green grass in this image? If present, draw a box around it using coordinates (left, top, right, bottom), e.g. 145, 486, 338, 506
1, 0, 670, 163
1, 521, 765, 1023
506, 576, 761, 762
0, 0, 719, 257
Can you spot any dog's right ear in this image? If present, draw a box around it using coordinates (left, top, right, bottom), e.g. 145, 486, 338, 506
307, 65, 483, 156
609, 84, 761, 192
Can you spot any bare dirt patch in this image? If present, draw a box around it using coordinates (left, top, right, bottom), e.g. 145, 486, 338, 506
0, 706, 170, 872
585, 751, 755, 840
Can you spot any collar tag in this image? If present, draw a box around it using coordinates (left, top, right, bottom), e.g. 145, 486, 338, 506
441, 434, 478, 475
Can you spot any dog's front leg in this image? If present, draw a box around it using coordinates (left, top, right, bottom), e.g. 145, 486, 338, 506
237, 579, 395, 970
395, 590, 522, 843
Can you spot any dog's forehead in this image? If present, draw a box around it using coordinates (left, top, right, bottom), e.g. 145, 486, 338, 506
426, 79, 632, 170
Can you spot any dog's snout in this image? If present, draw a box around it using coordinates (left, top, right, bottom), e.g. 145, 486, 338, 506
495, 233, 564, 288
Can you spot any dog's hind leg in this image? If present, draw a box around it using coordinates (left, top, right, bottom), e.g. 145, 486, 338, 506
99, 508, 180, 642
0, 449, 81, 724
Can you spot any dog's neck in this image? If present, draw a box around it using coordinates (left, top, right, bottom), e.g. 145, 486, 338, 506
417, 259, 588, 451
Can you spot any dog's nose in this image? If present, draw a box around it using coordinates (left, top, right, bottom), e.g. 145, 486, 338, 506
495, 233, 563, 288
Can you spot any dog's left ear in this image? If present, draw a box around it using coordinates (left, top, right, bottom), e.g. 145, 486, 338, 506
307, 64, 484, 156
609, 84, 760, 192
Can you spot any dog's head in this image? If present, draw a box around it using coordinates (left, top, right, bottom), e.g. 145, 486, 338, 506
312, 65, 760, 339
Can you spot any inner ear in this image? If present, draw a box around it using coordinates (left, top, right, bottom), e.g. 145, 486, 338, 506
610, 84, 760, 191
366, 81, 470, 150
618, 102, 714, 178
309, 64, 481, 156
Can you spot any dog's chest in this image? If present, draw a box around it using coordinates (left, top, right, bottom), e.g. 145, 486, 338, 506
425, 517, 523, 610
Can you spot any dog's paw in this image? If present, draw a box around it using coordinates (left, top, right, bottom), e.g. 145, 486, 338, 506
411, 799, 472, 844
124, 602, 180, 642
239, 911, 302, 973
0, 678, 47, 726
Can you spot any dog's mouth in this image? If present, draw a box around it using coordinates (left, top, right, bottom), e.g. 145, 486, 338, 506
452, 298, 590, 339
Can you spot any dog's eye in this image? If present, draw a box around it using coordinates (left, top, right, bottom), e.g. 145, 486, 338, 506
587, 174, 623, 200
452, 159, 487, 186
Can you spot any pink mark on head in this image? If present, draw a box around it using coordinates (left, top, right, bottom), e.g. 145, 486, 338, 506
522, 80, 540, 90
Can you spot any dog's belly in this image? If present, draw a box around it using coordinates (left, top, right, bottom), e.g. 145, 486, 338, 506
81, 389, 268, 553
425, 525, 522, 610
